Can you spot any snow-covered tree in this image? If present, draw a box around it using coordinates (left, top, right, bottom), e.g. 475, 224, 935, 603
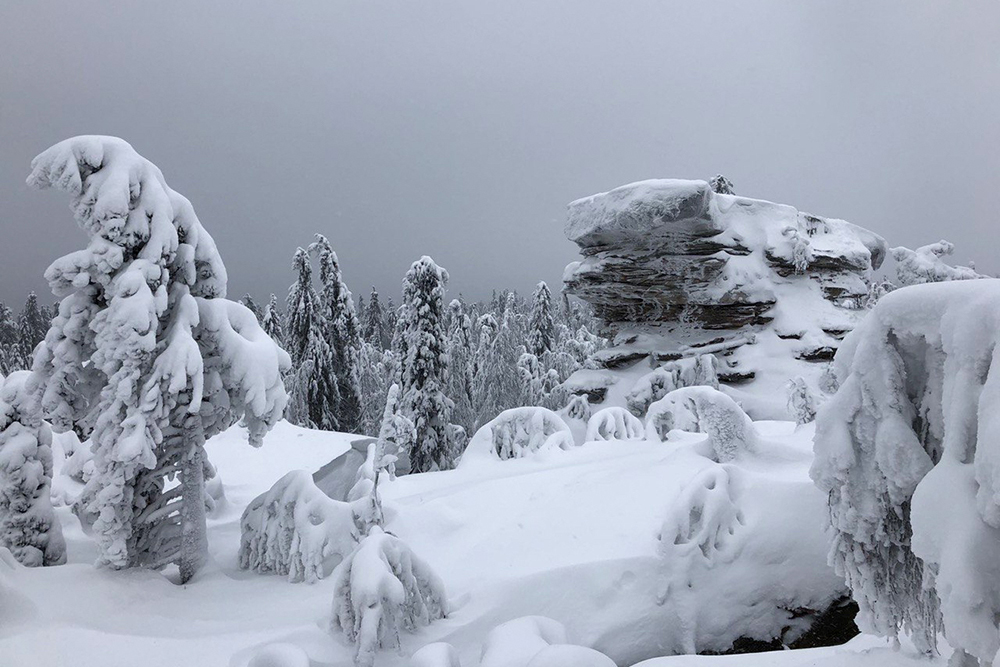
473, 310, 522, 429
0, 304, 22, 375
260, 293, 284, 346
362, 287, 389, 350
786, 377, 817, 426
285, 247, 341, 431
0, 372, 65, 567
384, 296, 399, 341
527, 282, 555, 357
445, 300, 476, 436
26, 136, 289, 581
709, 174, 734, 195
240, 293, 263, 323
396, 257, 454, 473
15, 293, 49, 371
330, 527, 447, 667
357, 342, 391, 437
891, 240, 986, 286
310, 234, 363, 434
645, 387, 757, 462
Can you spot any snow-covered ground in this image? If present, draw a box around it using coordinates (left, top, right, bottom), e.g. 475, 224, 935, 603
0, 418, 943, 667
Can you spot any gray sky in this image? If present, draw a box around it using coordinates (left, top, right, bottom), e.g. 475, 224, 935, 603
2, 1, 998, 307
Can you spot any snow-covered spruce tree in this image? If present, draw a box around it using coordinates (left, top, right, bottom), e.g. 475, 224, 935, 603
473, 309, 522, 429
445, 299, 476, 436
357, 341, 391, 438
709, 174, 734, 195
240, 293, 263, 323
0, 303, 22, 375
396, 257, 455, 472
285, 247, 341, 430
0, 371, 65, 566
310, 234, 363, 434
362, 287, 389, 350
527, 281, 555, 357
15, 293, 50, 371
26, 136, 289, 580
384, 296, 399, 341
260, 293, 284, 346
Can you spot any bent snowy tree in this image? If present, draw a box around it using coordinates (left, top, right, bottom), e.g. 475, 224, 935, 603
26, 136, 290, 582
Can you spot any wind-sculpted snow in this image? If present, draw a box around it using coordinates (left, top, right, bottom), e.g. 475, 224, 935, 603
562, 178, 886, 420
645, 387, 756, 462
460, 407, 574, 465
891, 240, 986, 287
812, 280, 1000, 664
239, 470, 359, 583
585, 406, 645, 441
331, 527, 446, 667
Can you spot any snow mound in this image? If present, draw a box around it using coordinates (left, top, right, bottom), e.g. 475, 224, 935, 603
480, 616, 568, 667
812, 280, 1000, 663
246, 643, 310, 667
526, 645, 616, 667
409, 642, 462, 667
461, 407, 574, 466
239, 470, 358, 583
331, 527, 447, 667
585, 406, 645, 442
645, 387, 756, 462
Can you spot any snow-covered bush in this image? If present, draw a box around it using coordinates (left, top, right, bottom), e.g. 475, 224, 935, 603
624, 355, 718, 417
331, 527, 446, 667
239, 470, 359, 583
460, 407, 574, 466
0, 372, 65, 567
891, 240, 986, 286
409, 643, 461, 667
658, 465, 746, 654
644, 387, 756, 462
559, 394, 591, 445
786, 377, 817, 426
585, 407, 644, 442
810, 280, 1000, 662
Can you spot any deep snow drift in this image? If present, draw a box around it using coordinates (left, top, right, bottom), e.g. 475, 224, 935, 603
1, 413, 855, 667
562, 179, 886, 420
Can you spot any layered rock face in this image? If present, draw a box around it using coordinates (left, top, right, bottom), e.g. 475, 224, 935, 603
563, 179, 887, 419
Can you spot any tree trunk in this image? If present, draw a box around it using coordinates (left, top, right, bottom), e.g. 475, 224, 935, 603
178, 412, 207, 583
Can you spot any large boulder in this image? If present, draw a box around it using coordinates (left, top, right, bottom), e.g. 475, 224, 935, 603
563, 179, 886, 419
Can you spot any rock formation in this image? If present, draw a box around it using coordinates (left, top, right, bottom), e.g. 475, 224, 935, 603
562, 179, 886, 419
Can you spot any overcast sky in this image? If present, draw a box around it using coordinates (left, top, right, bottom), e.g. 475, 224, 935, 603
1, 1, 998, 307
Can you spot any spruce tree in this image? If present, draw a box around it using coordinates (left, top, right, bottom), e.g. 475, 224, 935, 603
285, 248, 340, 431
396, 257, 454, 472
26, 136, 289, 581
15, 293, 50, 371
445, 299, 475, 436
240, 293, 263, 323
363, 287, 389, 350
261, 293, 284, 347
0, 303, 20, 375
527, 281, 555, 357
310, 235, 363, 434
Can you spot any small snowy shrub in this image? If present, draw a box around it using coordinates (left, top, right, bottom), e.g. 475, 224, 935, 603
331, 527, 446, 667
644, 387, 756, 462
460, 407, 574, 466
585, 407, 645, 442
811, 281, 1000, 662
624, 355, 718, 417
239, 470, 359, 583
786, 377, 817, 426
0, 372, 65, 567
892, 240, 985, 286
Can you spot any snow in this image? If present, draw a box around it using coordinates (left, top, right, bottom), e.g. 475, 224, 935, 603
1, 413, 844, 667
